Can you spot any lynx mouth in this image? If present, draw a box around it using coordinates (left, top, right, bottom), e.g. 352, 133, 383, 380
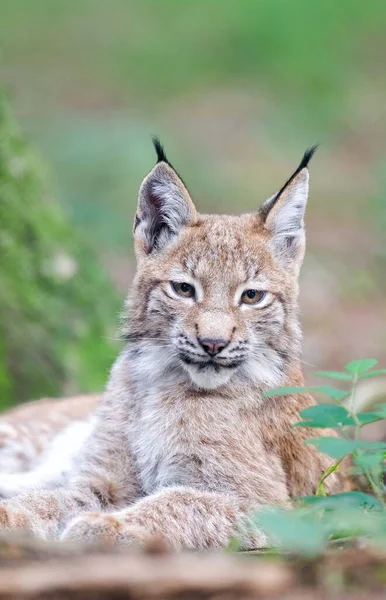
178, 353, 243, 371
179, 355, 240, 390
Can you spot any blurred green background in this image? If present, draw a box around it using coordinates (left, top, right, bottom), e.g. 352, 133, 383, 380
1, 0, 386, 408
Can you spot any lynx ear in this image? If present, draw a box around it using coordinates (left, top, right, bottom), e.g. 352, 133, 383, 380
259, 145, 317, 265
134, 138, 198, 256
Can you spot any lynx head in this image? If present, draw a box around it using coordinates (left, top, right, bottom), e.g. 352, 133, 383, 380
124, 138, 316, 391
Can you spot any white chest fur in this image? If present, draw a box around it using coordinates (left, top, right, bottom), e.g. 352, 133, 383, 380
130, 387, 266, 496
132, 392, 203, 493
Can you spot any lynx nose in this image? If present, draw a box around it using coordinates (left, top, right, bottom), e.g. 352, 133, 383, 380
198, 338, 229, 357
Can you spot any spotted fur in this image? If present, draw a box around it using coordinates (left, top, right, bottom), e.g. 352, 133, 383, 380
0, 141, 349, 549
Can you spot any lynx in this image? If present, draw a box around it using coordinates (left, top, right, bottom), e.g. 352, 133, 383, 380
0, 139, 349, 549
0, 394, 100, 498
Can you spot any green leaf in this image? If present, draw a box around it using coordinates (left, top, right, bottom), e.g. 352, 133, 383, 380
254, 508, 326, 556
306, 436, 386, 459
293, 422, 341, 429
293, 404, 350, 429
344, 358, 378, 375
263, 386, 312, 398
315, 371, 352, 381
254, 502, 386, 557
359, 441, 386, 451
321, 508, 386, 540
359, 369, 386, 380
305, 436, 360, 459
348, 411, 386, 426
263, 385, 348, 402
299, 491, 382, 511
353, 451, 385, 476
312, 386, 349, 402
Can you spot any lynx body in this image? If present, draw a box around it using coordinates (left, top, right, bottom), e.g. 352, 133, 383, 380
0, 141, 347, 549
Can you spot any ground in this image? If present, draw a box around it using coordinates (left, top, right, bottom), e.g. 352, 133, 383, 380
0, 533, 386, 599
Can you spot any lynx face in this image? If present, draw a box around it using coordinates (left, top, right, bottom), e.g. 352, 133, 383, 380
125, 140, 315, 391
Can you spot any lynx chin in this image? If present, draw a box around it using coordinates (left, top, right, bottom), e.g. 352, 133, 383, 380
0, 139, 349, 550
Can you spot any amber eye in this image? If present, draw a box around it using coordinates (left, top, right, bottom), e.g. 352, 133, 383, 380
171, 281, 196, 299
241, 289, 266, 305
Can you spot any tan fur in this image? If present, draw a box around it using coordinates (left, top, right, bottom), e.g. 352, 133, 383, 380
0, 394, 100, 474
0, 143, 349, 549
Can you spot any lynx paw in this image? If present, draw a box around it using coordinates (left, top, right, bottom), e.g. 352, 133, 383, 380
61, 512, 121, 545
61, 512, 151, 548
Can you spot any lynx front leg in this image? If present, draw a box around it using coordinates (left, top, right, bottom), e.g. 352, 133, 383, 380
0, 423, 140, 539
0, 450, 140, 540
0, 483, 106, 540
61, 486, 267, 550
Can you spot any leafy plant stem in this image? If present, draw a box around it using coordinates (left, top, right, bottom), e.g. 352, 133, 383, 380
347, 374, 385, 504
349, 373, 362, 441
316, 458, 344, 496
360, 459, 385, 507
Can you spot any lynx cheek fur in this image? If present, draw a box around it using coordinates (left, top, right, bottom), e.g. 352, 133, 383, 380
0, 140, 348, 549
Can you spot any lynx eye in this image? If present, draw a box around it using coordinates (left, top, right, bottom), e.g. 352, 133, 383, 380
241, 289, 266, 305
171, 281, 196, 299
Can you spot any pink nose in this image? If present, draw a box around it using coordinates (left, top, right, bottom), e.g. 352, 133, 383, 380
198, 338, 229, 356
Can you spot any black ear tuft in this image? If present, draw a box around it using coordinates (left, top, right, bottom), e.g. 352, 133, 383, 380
298, 143, 318, 171
271, 143, 318, 206
151, 135, 186, 187
152, 136, 171, 165
259, 145, 317, 225
135, 141, 197, 255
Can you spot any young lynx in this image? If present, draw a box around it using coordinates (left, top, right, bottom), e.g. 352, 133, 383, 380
0, 140, 348, 549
